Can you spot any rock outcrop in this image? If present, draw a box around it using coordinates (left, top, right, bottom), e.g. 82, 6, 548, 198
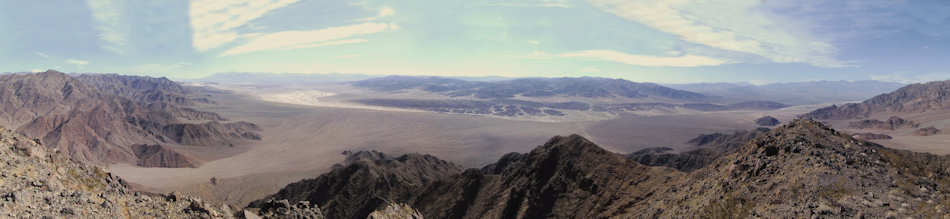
847, 116, 919, 130
755, 116, 780, 126
630, 128, 769, 171
248, 150, 462, 219
914, 126, 941, 136
639, 120, 950, 218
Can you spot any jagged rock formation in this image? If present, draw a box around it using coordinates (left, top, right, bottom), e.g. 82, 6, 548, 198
249, 150, 463, 219
802, 80, 950, 120
755, 116, 780, 126
848, 116, 919, 130
630, 128, 769, 171
243, 199, 325, 219
256, 120, 950, 218
0, 127, 228, 218
851, 132, 893, 140
366, 203, 424, 219
0, 70, 260, 167
914, 126, 941, 136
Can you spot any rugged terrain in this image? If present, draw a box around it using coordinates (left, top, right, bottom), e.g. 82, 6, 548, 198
0, 127, 230, 218
0, 126, 424, 218
0, 71, 261, 167
254, 120, 950, 218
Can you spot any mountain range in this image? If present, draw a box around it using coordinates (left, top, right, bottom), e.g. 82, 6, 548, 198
0, 70, 260, 167
802, 80, 950, 120
670, 80, 904, 105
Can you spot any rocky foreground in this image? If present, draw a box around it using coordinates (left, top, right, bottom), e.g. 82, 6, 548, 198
0, 127, 418, 219
4, 118, 950, 218
255, 120, 950, 218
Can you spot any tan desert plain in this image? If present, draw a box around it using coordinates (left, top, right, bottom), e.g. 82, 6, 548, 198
106, 80, 827, 206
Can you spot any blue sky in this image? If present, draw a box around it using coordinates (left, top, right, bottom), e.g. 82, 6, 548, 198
1, 0, 948, 84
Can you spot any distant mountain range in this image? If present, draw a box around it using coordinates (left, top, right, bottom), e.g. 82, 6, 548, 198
0, 70, 260, 167
249, 120, 950, 218
669, 80, 904, 105
354, 76, 709, 101
801, 80, 950, 120
350, 76, 790, 118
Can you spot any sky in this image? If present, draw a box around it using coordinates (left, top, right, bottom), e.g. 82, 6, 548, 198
1, 0, 948, 84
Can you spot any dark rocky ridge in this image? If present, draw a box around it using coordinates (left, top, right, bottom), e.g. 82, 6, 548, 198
851, 132, 893, 140
630, 128, 770, 171
0, 70, 260, 167
755, 116, 780, 126
255, 120, 950, 218
249, 150, 463, 219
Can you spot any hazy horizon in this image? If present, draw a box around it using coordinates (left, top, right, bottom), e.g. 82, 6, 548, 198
2, 0, 949, 84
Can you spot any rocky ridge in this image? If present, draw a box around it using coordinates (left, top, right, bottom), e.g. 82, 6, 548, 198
256, 120, 950, 218
755, 116, 780, 126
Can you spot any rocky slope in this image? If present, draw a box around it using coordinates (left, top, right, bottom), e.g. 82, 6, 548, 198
0, 70, 260, 167
638, 120, 950, 218
256, 120, 950, 218
802, 80, 950, 120
249, 150, 462, 219
0, 127, 229, 218
0, 126, 422, 219
629, 128, 769, 172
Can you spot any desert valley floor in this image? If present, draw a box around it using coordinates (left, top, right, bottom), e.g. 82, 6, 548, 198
108, 84, 829, 206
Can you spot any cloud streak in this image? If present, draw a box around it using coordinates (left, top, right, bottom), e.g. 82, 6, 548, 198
86, 0, 127, 54
561, 50, 726, 67
189, 0, 301, 51
588, 0, 841, 67
221, 22, 394, 56
66, 59, 90, 65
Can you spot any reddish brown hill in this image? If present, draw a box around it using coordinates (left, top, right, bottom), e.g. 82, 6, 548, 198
0, 70, 260, 167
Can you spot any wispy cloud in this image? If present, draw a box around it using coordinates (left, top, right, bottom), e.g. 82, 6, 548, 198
561, 50, 727, 67
86, 0, 127, 54
189, 0, 301, 51
358, 6, 395, 21
66, 59, 90, 66
588, 0, 842, 67
34, 52, 50, 59
221, 22, 394, 56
